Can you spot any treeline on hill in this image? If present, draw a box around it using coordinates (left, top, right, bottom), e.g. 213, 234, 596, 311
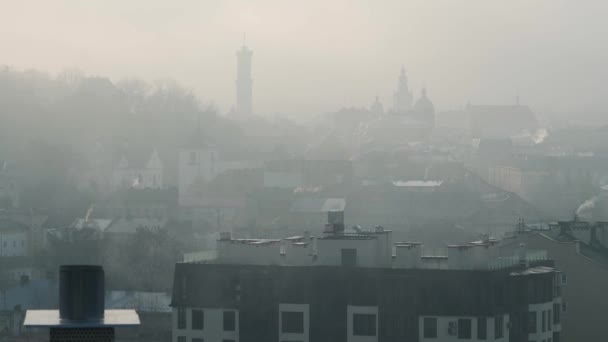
0, 66, 243, 219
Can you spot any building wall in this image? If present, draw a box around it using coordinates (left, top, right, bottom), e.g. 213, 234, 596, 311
279, 303, 310, 342
172, 262, 559, 342
179, 149, 217, 197
0, 230, 28, 256
347, 305, 378, 342
523, 233, 604, 342
315, 238, 379, 267
172, 307, 239, 342
418, 314, 509, 342
488, 166, 522, 195
527, 301, 560, 342
217, 240, 283, 265
112, 167, 163, 190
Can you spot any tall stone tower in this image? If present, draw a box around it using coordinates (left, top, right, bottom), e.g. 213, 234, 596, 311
392, 66, 413, 114
235, 44, 253, 116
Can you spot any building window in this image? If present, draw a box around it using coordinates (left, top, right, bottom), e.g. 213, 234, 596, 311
494, 315, 504, 339
553, 304, 560, 324
192, 309, 204, 330
192, 339, 204, 342
553, 332, 560, 342
528, 311, 537, 333
281, 311, 304, 334
423, 317, 437, 338
341, 248, 357, 267
222, 340, 235, 342
542, 310, 546, 332
458, 319, 472, 339
189, 151, 197, 165
223, 311, 236, 331
177, 336, 186, 342
353, 313, 376, 336
177, 308, 187, 329
548, 310, 552, 331
477, 317, 487, 340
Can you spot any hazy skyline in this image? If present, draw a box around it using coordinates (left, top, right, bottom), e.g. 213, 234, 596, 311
2, 0, 607, 120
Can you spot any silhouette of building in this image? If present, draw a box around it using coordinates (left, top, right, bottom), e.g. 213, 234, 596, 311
235, 44, 253, 116
370, 96, 384, 116
112, 148, 163, 190
412, 88, 435, 127
392, 66, 413, 114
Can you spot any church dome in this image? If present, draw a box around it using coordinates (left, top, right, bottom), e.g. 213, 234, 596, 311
412, 88, 435, 126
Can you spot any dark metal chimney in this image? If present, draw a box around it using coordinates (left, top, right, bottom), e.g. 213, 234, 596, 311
24, 265, 140, 342
59, 265, 105, 322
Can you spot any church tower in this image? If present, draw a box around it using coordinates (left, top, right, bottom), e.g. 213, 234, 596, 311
392, 66, 413, 114
235, 43, 253, 116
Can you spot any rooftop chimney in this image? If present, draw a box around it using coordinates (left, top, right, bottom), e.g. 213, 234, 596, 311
24, 265, 139, 342
326, 210, 345, 234
59, 265, 105, 321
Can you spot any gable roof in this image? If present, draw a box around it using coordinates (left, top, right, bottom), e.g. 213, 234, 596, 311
113, 147, 160, 169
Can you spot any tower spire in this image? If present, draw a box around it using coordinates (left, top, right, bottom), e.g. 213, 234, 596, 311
235, 41, 253, 116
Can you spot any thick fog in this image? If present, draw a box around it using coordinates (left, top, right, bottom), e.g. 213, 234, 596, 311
1, 0, 608, 119
3, 3, 608, 342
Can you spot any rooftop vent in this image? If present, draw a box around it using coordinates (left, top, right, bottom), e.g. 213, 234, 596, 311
23, 265, 140, 342
59, 265, 105, 322
326, 210, 345, 234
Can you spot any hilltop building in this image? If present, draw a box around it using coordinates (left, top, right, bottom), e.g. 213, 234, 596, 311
112, 148, 163, 190
235, 44, 253, 116
392, 67, 413, 114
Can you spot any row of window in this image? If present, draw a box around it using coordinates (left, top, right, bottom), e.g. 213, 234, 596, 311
178, 308, 372, 337
529, 332, 560, 342
527, 307, 559, 334
1, 240, 25, 248
177, 338, 234, 342
423, 316, 504, 340
177, 309, 236, 331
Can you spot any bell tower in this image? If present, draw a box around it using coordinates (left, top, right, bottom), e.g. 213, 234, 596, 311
235, 41, 253, 116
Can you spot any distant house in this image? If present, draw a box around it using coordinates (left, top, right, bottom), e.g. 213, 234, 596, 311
0, 212, 48, 283
104, 217, 168, 241
178, 135, 262, 210
45, 218, 113, 242
0, 279, 58, 336
112, 148, 163, 190
0, 218, 29, 257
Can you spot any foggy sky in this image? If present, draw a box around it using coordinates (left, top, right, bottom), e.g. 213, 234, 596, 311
2, 0, 607, 120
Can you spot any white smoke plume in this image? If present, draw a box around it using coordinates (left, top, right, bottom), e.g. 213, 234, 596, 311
532, 128, 548, 144
577, 196, 597, 216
